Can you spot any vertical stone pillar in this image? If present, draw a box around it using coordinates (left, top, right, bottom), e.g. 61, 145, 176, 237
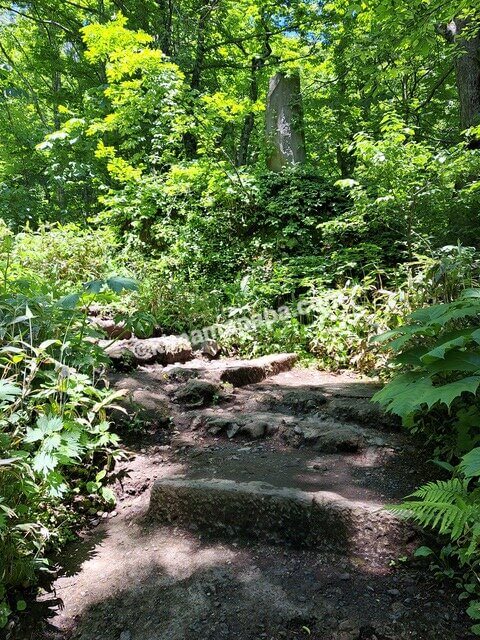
266, 71, 306, 171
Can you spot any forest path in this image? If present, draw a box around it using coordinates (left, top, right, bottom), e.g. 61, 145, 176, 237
35, 356, 470, 640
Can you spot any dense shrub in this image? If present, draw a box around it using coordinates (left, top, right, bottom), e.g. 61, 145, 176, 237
332, 116, 480, 262
375, 290, 480, 635
373, 289, 480, 458
10, 223, 118, 293
0, 230, 133, 628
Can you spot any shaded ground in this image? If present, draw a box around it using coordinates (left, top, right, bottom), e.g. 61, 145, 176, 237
14, 362, 472, 640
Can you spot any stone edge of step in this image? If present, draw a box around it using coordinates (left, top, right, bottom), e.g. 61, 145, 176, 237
220, 353, 298, 386
148, 477, 403, 553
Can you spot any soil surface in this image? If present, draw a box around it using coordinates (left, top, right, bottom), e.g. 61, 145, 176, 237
15, 359, 472, 640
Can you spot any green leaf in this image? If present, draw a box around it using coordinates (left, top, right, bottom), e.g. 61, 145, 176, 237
414, 546, 433, 557
84, 279, 104, 294
459, 448, 480, 479
461, 289, 480, 299
411, 300, 480, 328
38, 339, 62, 350
372, 373, 433, 416
0, 381, 21, 402
467, 602, 480, 620
45, 471, 68, 498
394, 345, 428, 366
431, 459, 455, 473
32, 451, 57, 475
101, 486, 116, 504
422, 376, 480, 409
424, 350, 480, 373
106, 276, 137, 293
16, 600, 26, 612
25, 415, 64, 442
86, 480, 99, 493
57, 292, 81, 309
421, 336, 472, 363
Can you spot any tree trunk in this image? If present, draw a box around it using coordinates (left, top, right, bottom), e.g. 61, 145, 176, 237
184, 0, 217, 159
236, 57, 263, 166
265, 71, 306, 172
236, 22, 272, 167
445, 19, 480, 130
155, 0, 174, 56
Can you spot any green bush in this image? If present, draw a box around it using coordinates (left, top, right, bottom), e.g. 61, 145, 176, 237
373, 286, 480, 635
10, 222, 118, 294
332, 116, 480, 262
373, 289, 480, 458
390, 448, 480, 636
0, 230, 134, 627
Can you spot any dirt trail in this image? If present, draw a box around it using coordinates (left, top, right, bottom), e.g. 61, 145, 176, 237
26, 357, 470, 640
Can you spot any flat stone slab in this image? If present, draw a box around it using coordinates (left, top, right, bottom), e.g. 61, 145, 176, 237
220, 353, 297, 386
141, 353, 298, 387
101, 335, 193, 365
149, 477, 404, 556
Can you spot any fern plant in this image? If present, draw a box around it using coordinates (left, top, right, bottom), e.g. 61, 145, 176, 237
392, 478, 479, 542
375, 292, 480, 634
391, 447, 480, 635
373, 288, 480, 457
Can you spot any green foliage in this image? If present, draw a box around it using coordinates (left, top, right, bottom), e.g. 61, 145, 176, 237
333, 117, 480, 261
6, 222, 118, 294
1, 2, 480, 633
0, 233, 135, 627
391, 448, 480, 635
373, 286, 480, 456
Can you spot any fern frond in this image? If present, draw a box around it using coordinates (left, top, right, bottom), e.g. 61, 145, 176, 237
391, 478, 480, 541
409, 478, 469, 502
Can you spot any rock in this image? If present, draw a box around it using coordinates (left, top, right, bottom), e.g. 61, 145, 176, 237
314, 425, 365, 453
295, 420, 366, 452
338, 619, 358, 631
191, 416, 203, 430
266, 71, 306, 171
203, 412, 284, 441
175, 380, 219, 407
91, 317, 132, 339
192, 338, 221, 359
265, 422, 279, 436
220, 353, 297, 387
327, 397, 400, 430
165, 366, 200, 382
227, 423, 241, 438
149, 477, 403, 554
205, 417, 235, 435
100, 335, 193, 366
270, 389, 328, 414
240, 419, 266, 439
111, 387, 170, 426
221, 363, 265, 387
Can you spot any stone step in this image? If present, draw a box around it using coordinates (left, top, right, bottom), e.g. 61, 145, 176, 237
164, 352, 298, 387
101, 335, 193, 365
149, 477, 406, 558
